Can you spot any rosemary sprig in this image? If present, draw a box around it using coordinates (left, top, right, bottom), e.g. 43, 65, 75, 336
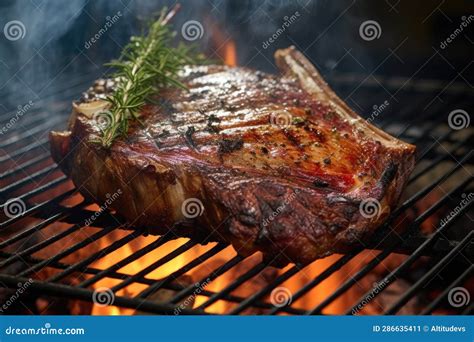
96, 6, 204, 148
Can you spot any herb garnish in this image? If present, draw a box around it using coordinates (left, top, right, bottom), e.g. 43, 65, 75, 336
96, 5, 205, 148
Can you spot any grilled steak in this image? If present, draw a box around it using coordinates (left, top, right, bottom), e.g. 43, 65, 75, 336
49, 47, 416, 265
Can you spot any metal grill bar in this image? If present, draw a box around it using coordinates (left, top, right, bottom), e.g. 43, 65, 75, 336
0, 250, 279, 310
346, 189, 473, 315
0, 153, 51, 180
387, 100, 448, 139
196, 262, 267, 310
0, 138, 49, 163
393, 151, 472, 215
0, 223, 88, 269
0, 72, 471, 315
385, 231, 474, 314
137, 243, 227, 299
1, 165, 59, 194
0, 142, 468, 316
0, 117, 64, 149
47, 229, 142, 283
1, 176, 68, 206
0, 201, 85, 249
228, 264, 303, 314
0, 185, 72, 229
411, 130, 463, 163
18, 225, 119, 278
110, 240, 198, 293
78, 234, 172, 288
306, 175, 472, 315
409, 139, 467, 182
168, 255, 243, 304
377, 94, 432, 130
420, 265, 474, 315
268, 253, 356, 315
0, 274, 205, 315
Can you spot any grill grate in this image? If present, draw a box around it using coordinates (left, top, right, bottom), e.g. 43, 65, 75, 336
0, 72, 472, 315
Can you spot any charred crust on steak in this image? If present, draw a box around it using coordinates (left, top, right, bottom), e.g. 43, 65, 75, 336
378, 162, 398, 190
329, 223, 344, 234
218, 137, 244, 154
343, 206, 358, 220
184, 126, 197, 148
312, 178, 329, 188
282, 129, 302, 149
49, 47, 416, 266
238, 213, 258, 226
205, 113, 221, 133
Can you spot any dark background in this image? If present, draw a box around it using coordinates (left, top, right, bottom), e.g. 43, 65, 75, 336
0, 0, 472, 113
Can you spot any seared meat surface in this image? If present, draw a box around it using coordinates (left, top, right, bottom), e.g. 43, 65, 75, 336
50, 47, 416, 265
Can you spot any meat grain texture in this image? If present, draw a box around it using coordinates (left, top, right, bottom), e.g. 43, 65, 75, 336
50, 47, 416, 265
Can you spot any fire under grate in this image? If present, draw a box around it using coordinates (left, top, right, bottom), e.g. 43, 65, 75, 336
0, 72, 472, 315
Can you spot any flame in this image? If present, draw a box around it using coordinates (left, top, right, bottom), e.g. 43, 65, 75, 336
206, 16, 237, 67
86, 230, 358, 315
42, 191, 402, 315
89, 235, 211, 315
224, 40, 237, 66
286, 256, 347, 313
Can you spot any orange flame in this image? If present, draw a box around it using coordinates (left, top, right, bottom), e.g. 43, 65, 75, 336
224, 41, 237, 66
86, 230, 359, 315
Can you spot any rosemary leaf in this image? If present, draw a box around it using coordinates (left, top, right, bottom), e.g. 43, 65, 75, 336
96, 6, 205, 148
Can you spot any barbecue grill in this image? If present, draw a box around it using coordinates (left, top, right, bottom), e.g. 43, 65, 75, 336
1, 0, 473, 316
1, 63, 472, 314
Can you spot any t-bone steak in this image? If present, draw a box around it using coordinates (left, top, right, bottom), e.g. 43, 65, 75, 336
49, 47, 416, 265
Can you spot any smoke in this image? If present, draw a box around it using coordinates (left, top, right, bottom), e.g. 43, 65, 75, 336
0, 0, 86, 108
0, 0, 377, 111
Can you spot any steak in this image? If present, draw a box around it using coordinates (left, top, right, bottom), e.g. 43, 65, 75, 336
49, 47, 416, 265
